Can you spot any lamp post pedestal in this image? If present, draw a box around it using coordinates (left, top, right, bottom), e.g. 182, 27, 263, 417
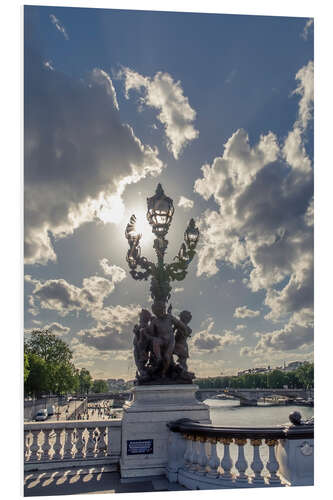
120, 384, 210, 479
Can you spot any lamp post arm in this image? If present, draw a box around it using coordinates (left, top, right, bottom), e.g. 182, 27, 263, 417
166, 243, 196, 282
125, 215, 156, 281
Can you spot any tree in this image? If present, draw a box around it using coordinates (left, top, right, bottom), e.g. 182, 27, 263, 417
24, 353, 50, 397
92, 379, 109, 393
24, 329, 77, 396
295, 362, 314, 388
47, 362, 79, 395
24, 352, 30, 383
266, 370, 288, 389
79, 368, 92, 394
24, 329, 73, 364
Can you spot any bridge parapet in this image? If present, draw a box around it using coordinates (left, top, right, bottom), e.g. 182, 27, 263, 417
167, 414, 314, 488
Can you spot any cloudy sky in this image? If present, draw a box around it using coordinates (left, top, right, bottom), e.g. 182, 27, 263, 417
24, 5, 314, 380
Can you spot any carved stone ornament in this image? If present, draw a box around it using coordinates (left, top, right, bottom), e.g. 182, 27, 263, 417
300, 441, 313, 456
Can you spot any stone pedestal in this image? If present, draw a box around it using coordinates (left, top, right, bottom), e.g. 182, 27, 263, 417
276, 437, 314, 486
120, 384, 210, 479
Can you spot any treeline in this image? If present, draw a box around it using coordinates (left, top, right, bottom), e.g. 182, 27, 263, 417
24, 330, 108, 397
195, 363, 314, 390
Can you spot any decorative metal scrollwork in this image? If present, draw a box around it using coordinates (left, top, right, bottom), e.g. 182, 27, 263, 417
124, 186, 200, 306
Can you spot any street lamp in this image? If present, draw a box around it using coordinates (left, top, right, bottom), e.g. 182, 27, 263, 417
125, 184, 199, 309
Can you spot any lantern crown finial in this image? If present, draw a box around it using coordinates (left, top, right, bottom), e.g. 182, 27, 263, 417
146, 184, 174, 237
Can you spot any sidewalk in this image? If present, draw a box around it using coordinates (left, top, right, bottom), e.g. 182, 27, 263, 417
24, 469, 187, 496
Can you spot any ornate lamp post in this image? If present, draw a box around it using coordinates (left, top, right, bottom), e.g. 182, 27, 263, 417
125, 183, 199, 310
125, 184, 199, 384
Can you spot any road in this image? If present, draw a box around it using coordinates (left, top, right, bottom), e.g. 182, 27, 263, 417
25, 398, 124, 423
81, 400, 123, 421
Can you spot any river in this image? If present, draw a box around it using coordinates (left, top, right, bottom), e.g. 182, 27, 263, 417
204, 398, 314, 476
206, 398, 314, 427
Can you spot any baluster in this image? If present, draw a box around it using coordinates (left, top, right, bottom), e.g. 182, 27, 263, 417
219, 437, 233, 481
41, 429, 52, 462
265, 439, 281, 485
207, 437, 220, 478
71, 429, 77, 458
63, 428, 73, 460
75, 427, 85, 459
189, 435, 199, 471
183, 434, 193, 469
197, 436, 208, 475
250, 439, 265, 485
86, 427, 96, 458
96, 427, 107, 457
24, 430, 30, 461
29, 430, 40, 462
53, 429, 63, 460
235, 438, 249, 484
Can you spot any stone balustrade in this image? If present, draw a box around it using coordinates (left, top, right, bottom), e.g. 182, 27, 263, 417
24, 419, 122, 473
167, 418, 314, 489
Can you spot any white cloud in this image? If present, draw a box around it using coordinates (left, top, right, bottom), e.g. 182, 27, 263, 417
235, 324, 246, 330
90, 304, 141, 327
292, 60, 314, 131
234, 306, 260, 319
99, 259, 126, 282
253, 312, 313, 354
301, 19, 314, 41
24, 36, 164, 265
26, 274, 123, 317
75, 304, 141, 352
187, 358, 226, 377
120, 67, 199, 159
44, 60, 54, 71
43, 322, 70, 336
27, 295, 39, 316
49, 14, 69, 40
193, 61, 313, 354
89, 68, 119, 110
191, 321, 243, 352
178, 196, 194, 210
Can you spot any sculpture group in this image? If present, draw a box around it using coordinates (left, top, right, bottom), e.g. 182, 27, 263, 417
133, 303, 194, 384
125, 184, 200, 385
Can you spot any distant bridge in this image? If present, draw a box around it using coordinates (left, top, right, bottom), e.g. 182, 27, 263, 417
87, 388, 314, 407
196, 388, 314, 406
87, 392, 132, 403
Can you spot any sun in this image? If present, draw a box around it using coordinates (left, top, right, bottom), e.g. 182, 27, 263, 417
97, 194, 154, 246
129, 208, 154, 245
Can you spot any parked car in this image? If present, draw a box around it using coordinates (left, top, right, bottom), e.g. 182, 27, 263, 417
47, 405, 55, 416
35, 409, 48, 421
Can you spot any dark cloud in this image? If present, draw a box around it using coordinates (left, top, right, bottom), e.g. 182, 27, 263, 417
254, 320, 313, 353
28, 275, 118, 316
194, 333, 222, 350
24, 17, 163, 265
78, 325, 132, 351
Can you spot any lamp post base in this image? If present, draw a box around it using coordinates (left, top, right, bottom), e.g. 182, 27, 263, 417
120, 384, 210, 479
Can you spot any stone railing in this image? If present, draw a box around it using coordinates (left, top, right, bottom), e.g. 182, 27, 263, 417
24, 419, 122, 473
167, 416, 314, 489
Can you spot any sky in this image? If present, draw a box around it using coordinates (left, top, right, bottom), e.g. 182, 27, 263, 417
24, 5, 314, 380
